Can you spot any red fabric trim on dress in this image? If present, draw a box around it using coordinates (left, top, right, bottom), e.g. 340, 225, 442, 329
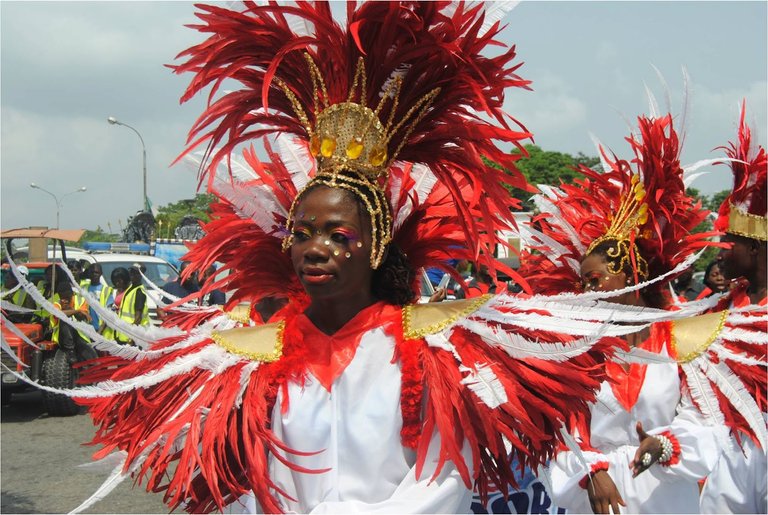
658, 430, 681, 467
299, 302, 400, 391
578, 461, 610, 489
605, 323, 667, 411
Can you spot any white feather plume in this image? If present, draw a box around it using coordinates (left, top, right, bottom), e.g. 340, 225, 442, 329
458, 318, 606, 361
721, 327, 768, 345
277, 134, 312, 192
700, 358, 767, 450
681, 360, 726, 426
710, 342, 766, 368
69, 452, 135, 514
1, 312, 41, 352
588, 132, 613, 174
0, 343, 242, 399
615, 346, 675, 365
460, 362, 508, 408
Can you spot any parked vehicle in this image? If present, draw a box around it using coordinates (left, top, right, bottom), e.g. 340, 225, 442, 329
85, 253, 179, 324
1, 228, 86, 415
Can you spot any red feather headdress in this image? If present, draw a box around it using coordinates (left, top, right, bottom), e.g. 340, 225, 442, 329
519, 113, 716, 295
171, 1, 535, 301
715, 100, 767, 241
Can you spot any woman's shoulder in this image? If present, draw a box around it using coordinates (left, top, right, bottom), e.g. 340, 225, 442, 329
667, 310, 729, 362
402, 295, 492, 339
211, 321, 285, 363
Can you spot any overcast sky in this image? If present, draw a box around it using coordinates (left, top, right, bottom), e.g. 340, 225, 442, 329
2, 1, 766, 233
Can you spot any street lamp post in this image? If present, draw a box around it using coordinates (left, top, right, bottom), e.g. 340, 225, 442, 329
107, 116, 147, 212
29, 183, 87, 229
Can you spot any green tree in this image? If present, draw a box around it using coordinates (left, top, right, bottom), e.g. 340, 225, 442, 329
491, 145, 600, 210
705, 190, 730, 213
685, 189, 733, 273
77, 226, 120, 245
155, 193, 216, 239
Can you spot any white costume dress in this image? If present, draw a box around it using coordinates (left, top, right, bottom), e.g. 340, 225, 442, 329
229, 309, 474, 513
550, 323, 722, 514
698, 294, 768, 514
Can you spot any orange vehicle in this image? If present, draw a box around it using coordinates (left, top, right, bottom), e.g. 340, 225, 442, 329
1, 228, 86, 415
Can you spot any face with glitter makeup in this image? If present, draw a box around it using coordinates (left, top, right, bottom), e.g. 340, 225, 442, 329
290, 186, 376, 309
580, 252, 635, 305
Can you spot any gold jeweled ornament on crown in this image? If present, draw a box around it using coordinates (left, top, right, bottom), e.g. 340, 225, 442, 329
586, 170, 651, 280
278, 53, 440, 269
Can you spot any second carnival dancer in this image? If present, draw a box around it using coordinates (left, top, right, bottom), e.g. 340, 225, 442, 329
516, 102, 766, 513
0, 3, 724, 514
699, 101, 768, 514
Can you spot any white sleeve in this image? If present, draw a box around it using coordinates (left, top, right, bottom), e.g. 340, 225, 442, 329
647, 391, 724, 482
309, 429, 474, 514
549, 449, 608, 509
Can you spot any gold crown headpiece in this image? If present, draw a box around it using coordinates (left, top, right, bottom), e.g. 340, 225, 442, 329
277, 53, 440, 181
586, 171, 650, 280
278, 53, 440, 269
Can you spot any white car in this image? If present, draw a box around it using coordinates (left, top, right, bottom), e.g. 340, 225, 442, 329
85, 253, 179, 324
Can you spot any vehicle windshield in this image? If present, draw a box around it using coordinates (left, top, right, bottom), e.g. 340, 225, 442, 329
100, 261, 179, 288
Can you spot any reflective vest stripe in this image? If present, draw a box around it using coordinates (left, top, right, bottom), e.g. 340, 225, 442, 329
113, 285, 149, 343
100, 285, 114, 307
11, 289, 28, 307
51, 295, 89, 343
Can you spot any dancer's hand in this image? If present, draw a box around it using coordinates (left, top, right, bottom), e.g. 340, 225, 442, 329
587, 469, 626, 514
630, 421, 662, 477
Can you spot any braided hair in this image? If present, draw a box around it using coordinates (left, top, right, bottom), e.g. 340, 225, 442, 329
372, 244, 416, 306
588, 239, 669, 309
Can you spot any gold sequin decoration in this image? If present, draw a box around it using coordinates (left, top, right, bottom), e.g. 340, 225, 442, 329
672, 310, 729, 363
211, 321, 285, 363
402, 295, 493, 340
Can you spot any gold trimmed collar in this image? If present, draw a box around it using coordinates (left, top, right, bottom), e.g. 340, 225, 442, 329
403, 295, 492, 340
211, 321, 285, 363
671, 310, 729, 363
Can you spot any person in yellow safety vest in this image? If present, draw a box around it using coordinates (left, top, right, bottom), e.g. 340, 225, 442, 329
110, 264, 150, 346
50, 281, 97, 364
102, 267, 128, 342
2, 265, 36, 311
33, 264, 67, 334
84, 264, 114, 332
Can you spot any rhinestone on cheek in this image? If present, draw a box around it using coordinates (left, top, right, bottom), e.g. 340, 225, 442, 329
345, 252, 351, 258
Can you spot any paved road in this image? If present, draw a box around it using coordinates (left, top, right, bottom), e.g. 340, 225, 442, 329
1, 390, 170, 514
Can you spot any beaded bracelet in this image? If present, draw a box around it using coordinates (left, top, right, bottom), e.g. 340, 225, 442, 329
656, 434, 674, 465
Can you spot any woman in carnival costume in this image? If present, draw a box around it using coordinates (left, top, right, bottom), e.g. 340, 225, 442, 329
699, 101, 768, 514
0, 3, 709, 514
517, 99, 766, 513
